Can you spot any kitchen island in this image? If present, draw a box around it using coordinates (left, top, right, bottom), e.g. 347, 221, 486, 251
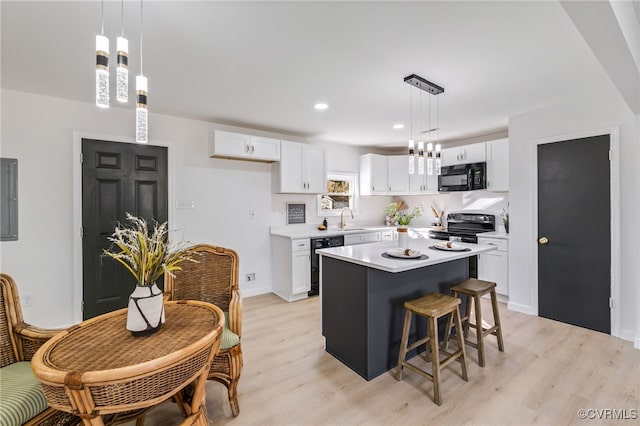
317, 239, 495, 380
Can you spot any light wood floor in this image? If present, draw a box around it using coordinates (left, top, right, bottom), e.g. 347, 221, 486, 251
142, 293, 640, 425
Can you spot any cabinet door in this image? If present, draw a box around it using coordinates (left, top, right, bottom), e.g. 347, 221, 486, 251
304, 145, 327, 193
279, 142, 305, 192
387, 156, 409, 193
291, 251, 310, 294
463, 142, 487, 164
250, 136, 281, 161
441, 143, 486, 166
410, 170, 438, 193
441, 147, 459, 167
478, 251, 508, 295
486, 139, 509, 191
210, 131, 250, 158
369, 155, 388, 194
409, 169, 426, 193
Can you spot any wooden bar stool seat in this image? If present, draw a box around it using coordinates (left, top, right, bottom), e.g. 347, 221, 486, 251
443, 278, 505, 367
395, 292, 469, 405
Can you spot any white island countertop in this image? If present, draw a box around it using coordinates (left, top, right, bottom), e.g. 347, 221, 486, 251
317, 239, 496, 273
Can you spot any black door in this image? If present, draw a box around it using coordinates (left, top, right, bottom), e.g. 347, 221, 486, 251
82, 139, 168, 320
537, 134, 610, 333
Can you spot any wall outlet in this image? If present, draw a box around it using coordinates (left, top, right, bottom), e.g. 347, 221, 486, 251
23, 293, 34, 307
246, 273, 256, 282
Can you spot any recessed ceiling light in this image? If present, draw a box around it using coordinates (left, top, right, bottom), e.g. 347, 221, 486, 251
314, 103, 329, 110
393, 124, 404, 129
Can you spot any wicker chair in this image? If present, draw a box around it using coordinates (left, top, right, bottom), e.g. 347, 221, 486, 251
164, 244, 243, 416
0, 273, 80, 426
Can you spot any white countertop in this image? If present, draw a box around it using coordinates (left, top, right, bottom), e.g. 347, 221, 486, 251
478, 231, 510, 239
317, 239, 496, 273
270, 225, 395, 239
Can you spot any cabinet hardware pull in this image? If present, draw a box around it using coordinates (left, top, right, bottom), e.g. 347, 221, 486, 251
251, 145, 255, 154
538, 237, 549, 245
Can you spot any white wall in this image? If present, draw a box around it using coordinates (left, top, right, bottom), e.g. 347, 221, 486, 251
0, 89, 384, 327
508, 90, 639, 343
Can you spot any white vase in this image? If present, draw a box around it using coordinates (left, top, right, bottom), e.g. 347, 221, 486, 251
397, 227, 409, 248
127, 283, 165, 336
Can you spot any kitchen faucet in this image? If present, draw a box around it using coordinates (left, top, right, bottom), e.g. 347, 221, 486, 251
340, 207, 354, 229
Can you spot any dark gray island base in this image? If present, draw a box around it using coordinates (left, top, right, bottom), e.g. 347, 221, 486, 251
321, 255, 469, 380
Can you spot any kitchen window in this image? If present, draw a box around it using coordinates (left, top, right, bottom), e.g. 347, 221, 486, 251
317, 173, 357, 216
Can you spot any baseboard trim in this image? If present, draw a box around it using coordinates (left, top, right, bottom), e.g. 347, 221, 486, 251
618, 329, 635, 343
242, 287, 272, 298
507, 301, 536, 315
635, 335, 640, 350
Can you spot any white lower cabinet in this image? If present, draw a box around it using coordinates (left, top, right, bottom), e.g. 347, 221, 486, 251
477, 236, 508, 296
344, 232, 381, 246
272, 237, 311, 302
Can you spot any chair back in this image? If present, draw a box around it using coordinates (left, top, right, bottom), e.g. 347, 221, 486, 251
0, 274, 22, 367
165, 244, 239, 312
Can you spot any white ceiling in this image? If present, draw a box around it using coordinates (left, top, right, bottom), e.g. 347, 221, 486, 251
1, 1, 615, 147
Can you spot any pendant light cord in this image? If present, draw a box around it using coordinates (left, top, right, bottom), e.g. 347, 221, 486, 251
436, 96, 440, 144
419, 89, 422, 138
101, 0, 105, 35
121, 0, 124, 36
428, 94, 431, 142
140, 0, 144, 76
409, 86, 413, 141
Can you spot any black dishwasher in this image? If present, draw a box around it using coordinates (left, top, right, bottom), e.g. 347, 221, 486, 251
309, 235, 344, 296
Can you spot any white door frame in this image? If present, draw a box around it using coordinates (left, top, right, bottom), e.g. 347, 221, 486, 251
72, 132, 174, 324
530, 126, 620, 337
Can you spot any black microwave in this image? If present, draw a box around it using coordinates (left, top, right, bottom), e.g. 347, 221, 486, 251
438, 162, 487, 192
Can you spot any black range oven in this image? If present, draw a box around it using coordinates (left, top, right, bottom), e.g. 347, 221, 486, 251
310, 235, 344, 297
429, 212, 496, 278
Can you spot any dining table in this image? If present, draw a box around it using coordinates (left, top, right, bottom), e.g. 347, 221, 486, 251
31, 300, 224, 426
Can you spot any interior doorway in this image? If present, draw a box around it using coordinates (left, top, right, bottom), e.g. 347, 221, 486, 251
536, 134, 612, 334
81, 138, 168, 319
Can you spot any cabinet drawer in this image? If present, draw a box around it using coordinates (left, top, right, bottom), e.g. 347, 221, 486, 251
291, 239, 310, 252
477, 237, 508, 251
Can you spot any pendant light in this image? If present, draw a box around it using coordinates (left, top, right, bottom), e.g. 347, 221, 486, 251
408, 86, 415, 174
95, 0, 109, 108
116, 0, 128, 103
417, 90, 424, 175
136, 0, 148, 143
403, 74, 444, 175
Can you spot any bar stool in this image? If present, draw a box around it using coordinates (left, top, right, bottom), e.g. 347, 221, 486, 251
395, 292, 469, 405
443, 279, 504, 367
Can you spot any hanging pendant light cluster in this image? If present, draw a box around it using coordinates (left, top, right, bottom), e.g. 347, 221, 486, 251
404, 74, 444, 176
95, 0, 148, 143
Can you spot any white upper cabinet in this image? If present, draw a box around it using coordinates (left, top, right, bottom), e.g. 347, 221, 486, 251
486, 138, 509, 192
387, 156, 410, 194
441, 142, 486, 167
273, 141, 327, 194
360, 154, 388, 195
409, 168, 438, 194
209, 130, 280, 162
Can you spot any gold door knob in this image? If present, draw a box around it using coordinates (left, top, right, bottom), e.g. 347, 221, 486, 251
538, 237, 549, 245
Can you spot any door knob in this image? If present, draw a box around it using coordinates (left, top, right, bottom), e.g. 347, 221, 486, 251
538, 236, 549, 245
